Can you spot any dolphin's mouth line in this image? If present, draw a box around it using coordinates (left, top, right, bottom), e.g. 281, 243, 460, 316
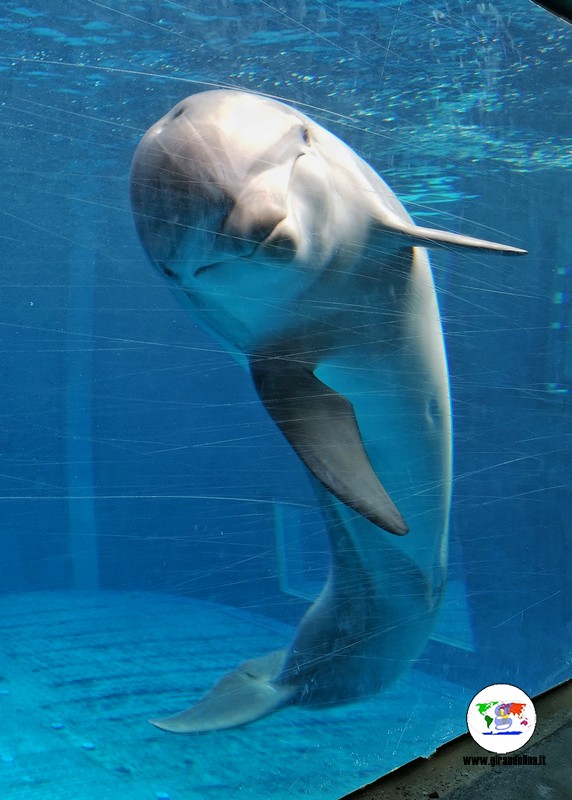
193, 251, 260, 278
194, 260, 228, 278
193, 225, 285, 278
193, 246, 261, 278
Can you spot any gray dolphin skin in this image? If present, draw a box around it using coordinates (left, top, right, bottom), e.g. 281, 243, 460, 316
130, 90, 526, 733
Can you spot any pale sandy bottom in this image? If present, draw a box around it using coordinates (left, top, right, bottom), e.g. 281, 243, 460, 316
0, 591, 470, 800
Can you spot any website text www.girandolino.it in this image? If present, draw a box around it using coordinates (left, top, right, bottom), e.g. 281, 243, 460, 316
463, 754, 547, 766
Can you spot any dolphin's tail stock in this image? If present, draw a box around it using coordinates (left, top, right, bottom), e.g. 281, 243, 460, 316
149, 649, 294, 733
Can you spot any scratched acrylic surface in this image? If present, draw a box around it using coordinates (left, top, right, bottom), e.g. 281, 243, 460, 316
0, 1, 570, 799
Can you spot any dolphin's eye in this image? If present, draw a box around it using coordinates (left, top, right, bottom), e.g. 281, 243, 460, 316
302, 127, 311, 145
172, 106, 186, 120
158, 262, 178, 280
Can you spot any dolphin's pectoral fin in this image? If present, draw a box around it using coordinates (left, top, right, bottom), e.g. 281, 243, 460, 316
374, 214, 527, 255
150, 649, 294, 734
250, 358, 408, 535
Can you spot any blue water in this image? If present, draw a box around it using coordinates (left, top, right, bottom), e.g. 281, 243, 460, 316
0, 1, 570, 798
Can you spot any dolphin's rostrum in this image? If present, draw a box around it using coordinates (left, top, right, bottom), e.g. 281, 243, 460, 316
130, 90, 526, 733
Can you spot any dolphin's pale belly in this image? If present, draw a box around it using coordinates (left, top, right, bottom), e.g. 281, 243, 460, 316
270, 243, 452, 584
280, 303, 450, 707
129, 89, 525, 733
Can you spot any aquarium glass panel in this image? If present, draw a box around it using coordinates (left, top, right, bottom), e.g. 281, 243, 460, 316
0, 1, 570, 798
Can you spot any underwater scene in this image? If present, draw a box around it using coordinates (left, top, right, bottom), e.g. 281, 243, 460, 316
0, 0, 570, 798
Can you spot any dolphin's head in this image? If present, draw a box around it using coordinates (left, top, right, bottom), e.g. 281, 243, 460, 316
130, 90, 338, 345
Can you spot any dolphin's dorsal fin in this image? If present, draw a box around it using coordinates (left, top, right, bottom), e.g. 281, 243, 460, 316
249, 357, 408, 536
150, 649, 292, 733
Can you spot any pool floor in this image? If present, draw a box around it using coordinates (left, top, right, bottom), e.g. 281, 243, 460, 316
0, 591, 469, 800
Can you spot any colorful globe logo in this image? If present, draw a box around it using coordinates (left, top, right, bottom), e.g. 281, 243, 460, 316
466, 683, 536, 754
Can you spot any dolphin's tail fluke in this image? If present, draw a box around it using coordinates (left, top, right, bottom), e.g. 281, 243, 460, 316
150, 648, 293, 733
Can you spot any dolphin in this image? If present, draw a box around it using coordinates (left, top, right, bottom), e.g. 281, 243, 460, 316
130, 89, 526, 733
